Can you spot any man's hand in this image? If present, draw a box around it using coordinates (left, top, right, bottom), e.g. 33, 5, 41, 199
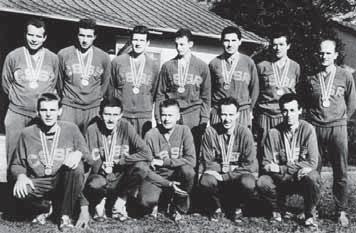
63, 151, 82, 169
13, 174, 34, 198
204, 170, 223, 181
76, 206, 90, 229
265, 163, 280, 173
150, 159, 164, 170
297, 167, 312, 180
169, 181, 188, 196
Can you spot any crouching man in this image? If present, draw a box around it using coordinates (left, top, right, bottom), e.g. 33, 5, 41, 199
137, 99, 196, 221
10, 93, 92, 230
76, 98, 151, 227
199, 97, 258, 222
256, 93, 320, 227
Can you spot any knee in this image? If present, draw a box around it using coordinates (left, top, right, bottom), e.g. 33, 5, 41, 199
199, 174, 218, 190
86, 174, 107, 190
139, 191, 160, 209
240, 174, 256, 192
256, 175, 275, 192
132, 161, 150, 178
180, 165, 195, 180
302, 171, 321, 186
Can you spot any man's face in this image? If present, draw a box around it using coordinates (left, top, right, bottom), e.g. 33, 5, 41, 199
272, 36, 290, 59
160, 105, 180, 130
26, 24, 47, 51
281, 100, 302, 128
38, 100, 62, 127
131, 33, 149, 55
175, 36, 193, 57
78, 28, 96, 51
220, 104, 239, 131
222, 33, 241, 55
319, 40, 338, 67
102, 106, 122, 131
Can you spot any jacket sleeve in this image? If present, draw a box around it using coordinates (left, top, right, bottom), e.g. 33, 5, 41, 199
1, 54, 13, 95
222, 128, 258, 181
125, 124, 153, 164
9, 132, 28, 180
56, 52, 65, 98
249, 61, 259, 109
73, 126, 94, 166
100, 53, 112, 97
154, 64, 168, 122
162, 127, 196, 168
345, 70, 356, 118
200, 127, 221, 172
261, 130, 278, 173
199, 63, 211, 124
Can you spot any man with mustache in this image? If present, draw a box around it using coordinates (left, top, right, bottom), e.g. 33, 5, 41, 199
2, 18, 59, 166
57, 18, 111, 134
255, 30, 300, 155
75, 98, 151, 228
9, 93, 92, 230
257, 93, 320, 227
209, 26, 259, 128
199, 97, 258, 222
109, 25, 159, 137
137, 99, 196, 221
302, 39, 356, 226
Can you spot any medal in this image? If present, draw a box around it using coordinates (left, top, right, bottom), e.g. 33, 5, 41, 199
276, 88, 284, 96
223, 82, 230, 90
132, 87, 140, 94
40, 125, 61, 176
222, 164, 230, 173
44, 167, 52, 176
178, 87, 185, 93
221, 54, 239, 91
102, 130, 117, 175
272, 58, 290, 93
81, 79, 89, 86
322, 99, 330, 108
130, 55, 146, 94
218, 133, 235, 175
104, 166, 113, 174
24, 47, 44, 89
29, 81, 39, 89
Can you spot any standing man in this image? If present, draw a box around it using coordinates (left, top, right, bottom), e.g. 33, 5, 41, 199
303, 39, 356, 226
57, 18, 111, 134
76, 98, 151, 226
209, 26, 259, 128
110, 25, 159, 137
155, 28, 211, 146
137, 99, 196, 221
2, 18, 59, 165
257, 93, 320, 227
255, 30, 300, 150
9, 93, 92, 230
199, 97, 258, 222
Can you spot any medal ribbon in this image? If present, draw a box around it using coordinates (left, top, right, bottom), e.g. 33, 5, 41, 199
24, 47, 45, 83
283, 130, 298, 164
40, 126, 61, 170
76, 48, 93, 81
218, 134, 235, 165
221, 54, 239, 85
272, 58, 290, 88
129, 56, 146, 88
102, 130, 117, 164
177, 57, 191, 88
318, 66, 336, 102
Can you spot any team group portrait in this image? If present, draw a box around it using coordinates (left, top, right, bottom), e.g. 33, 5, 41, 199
0, 0, 356, 232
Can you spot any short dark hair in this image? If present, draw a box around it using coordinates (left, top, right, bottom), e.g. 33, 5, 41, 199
37, 92, 61, 111
279, 93, 301, 110
78, 18, 97, 34
99, 98, 123, 115
270, 28, 290, 45
221, 26, 242, 41
159, 99, 180, 114
131, 25, 150, 41
218, 97, 240, 114
175, 28, 193, 42
25, 18, 47, 36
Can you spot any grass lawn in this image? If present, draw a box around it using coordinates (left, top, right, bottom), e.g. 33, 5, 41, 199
1, 169, 356, 233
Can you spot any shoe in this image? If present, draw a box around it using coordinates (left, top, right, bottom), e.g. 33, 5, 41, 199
112, 198, 128, 221
338, 211, 349, 227
305, 217, 318, 228
209, 208, 221, 222
31, 202, 52, 225
58, 215, 74, 231
93, 197, 107, 222
151, 205, 158, 219
272, 211, 282, 222
172, 210, 183, 222
282, 211, 294, 220
231, 208, 243, 223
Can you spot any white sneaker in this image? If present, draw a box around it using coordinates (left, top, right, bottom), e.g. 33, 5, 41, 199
31, 202, 52, 225
338, 211, 349, 227
112, 197, 128, 221
272, 211, 282, 222
305, 217, 318, 228
151, 205, 158, 218
58, 215, 74, 231
93, 197, 107, 222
